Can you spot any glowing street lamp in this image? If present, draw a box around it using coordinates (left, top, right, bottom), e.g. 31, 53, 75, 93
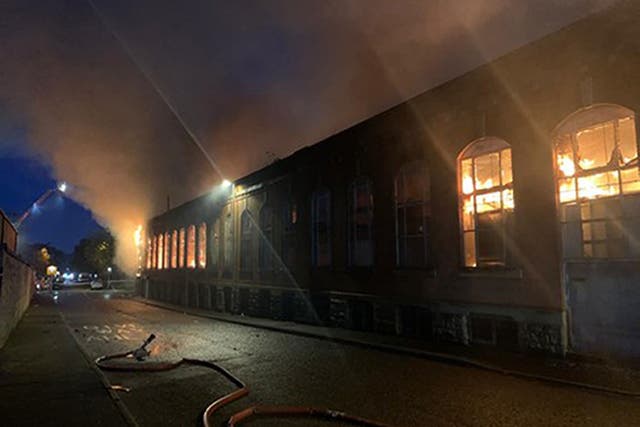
221, 179, 232, 189
58, 182, 67, 193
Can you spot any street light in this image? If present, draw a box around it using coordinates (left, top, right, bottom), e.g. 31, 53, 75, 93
107, 266, 112, 289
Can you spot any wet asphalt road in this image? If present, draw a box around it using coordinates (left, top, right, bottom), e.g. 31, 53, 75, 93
49, 289, 639, 427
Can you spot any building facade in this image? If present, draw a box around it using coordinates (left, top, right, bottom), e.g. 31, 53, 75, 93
143, 3, 640, 358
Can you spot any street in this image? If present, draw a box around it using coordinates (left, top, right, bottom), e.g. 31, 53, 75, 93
19, 289, 637, 427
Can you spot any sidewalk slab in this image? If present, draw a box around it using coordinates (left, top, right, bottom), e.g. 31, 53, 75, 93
135, 296, 640, 397
0, 295, 128, 427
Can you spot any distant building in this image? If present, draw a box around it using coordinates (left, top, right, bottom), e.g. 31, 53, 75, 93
143, 3, 640, 358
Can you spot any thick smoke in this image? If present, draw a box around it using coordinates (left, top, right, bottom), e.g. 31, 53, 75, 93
0, 0, 615, 272
0, 1, 214, 272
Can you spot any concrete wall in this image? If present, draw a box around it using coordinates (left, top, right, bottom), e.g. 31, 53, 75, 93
0, 247, 35, 348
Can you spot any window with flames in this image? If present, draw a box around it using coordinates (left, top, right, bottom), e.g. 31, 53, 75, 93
198, 223, 207, 269
187, 225, 196, 268
555, 108, 640, 259
459, 138, 514, 268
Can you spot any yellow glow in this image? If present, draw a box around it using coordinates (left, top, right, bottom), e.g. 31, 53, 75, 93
557, 154, 575, 177
578, 158, 595, 169
133, 225, 142, 248
462, 176, 474, 195
46, 265, 58, 276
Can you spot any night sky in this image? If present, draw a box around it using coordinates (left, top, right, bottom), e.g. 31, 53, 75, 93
0, 0, 614, 262
0, 142, 101, 253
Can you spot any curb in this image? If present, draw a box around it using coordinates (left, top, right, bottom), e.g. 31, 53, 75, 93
133, 297, 640, 399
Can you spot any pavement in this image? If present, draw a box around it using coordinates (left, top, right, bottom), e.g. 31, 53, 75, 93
1, 290, 640, 427
0, 293, 128, 426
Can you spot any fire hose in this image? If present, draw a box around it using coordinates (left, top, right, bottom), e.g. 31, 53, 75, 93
95, 334, 393, 427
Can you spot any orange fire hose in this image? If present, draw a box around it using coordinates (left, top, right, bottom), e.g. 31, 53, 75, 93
96, 335, 393, 427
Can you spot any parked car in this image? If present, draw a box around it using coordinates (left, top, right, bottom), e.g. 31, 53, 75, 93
90, 279, 104, 290
77, 272, 93, 283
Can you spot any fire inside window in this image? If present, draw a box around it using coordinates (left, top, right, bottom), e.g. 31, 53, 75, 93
151, 236, 157, 269
164, 232, 170, 270
146, 238, 152, 269
198, 223, 207, 269
179, 228, 185, 268
157, 233, 164, 269
556, 112, 640, 258
187, 225, 196, 268
171, 230, 178, 269
459, 138, 514, 268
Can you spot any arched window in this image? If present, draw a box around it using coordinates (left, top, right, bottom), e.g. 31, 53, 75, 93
146, 238, 152, 269
311, 189, 331, 267
178, 228, 185, 268
259, 205, 274, 273
151, 236, 157, 269
554, 104, 640, 258
281, 202, 297, 268
459, 138, 514, 267
186, 225, 196, 268
395, 162, 430, 268
164, 232, 171, 270
157, 234, 164, 269
240, 210, 254, 275
171, 230, 178, 269
348, 177, 374, 267
198, 222, 207, 268
223, 211, 233, 275
211, 219, 219, 270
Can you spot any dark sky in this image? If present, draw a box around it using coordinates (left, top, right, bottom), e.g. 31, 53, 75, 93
0, 0, 614, 264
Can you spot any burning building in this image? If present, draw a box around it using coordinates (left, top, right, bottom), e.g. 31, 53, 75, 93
142, 3, 640, 358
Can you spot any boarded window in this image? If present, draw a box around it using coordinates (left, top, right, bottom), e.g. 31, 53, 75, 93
395, 162, 430, 268
348, 178, 374, 267
311, 189, 331, 267
459, 138, 514, 268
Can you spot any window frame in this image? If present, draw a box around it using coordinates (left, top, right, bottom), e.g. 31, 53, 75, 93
394, 161, 431, 269
554, 105, 640, 260
186, 225, 196, 269
347, 177, 374, 268
458, 137, 515, 269
259, 204, 274, 273
311, 189, 332, 268
240, 209, 255, 275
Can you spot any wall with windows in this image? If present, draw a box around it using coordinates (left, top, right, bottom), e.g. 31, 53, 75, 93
142, 3, 640, 356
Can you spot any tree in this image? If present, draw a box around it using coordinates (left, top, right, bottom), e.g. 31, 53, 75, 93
71, 230, 115, 274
